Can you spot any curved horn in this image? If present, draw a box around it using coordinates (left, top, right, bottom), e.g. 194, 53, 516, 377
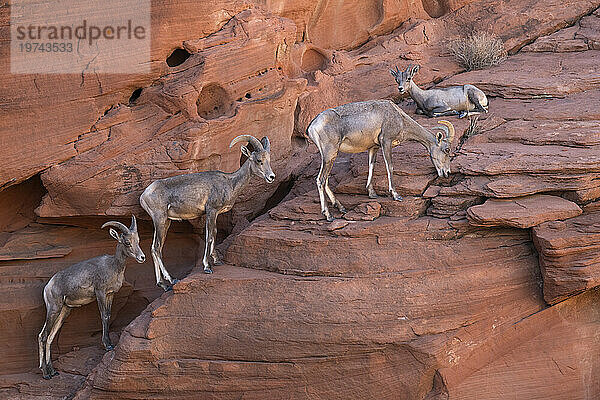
229, 135, 263, 152
437, 120, 455, 142
101, 220, 130, 233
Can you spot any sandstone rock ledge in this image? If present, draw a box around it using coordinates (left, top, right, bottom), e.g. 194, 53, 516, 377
77, 185, 598, 398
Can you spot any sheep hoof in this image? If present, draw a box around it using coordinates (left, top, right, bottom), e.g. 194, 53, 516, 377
104, 344, 114, 351
391, 193, 403, 201
43, 369, 59, 379
204, 267, 213, 274
157, 281, 172, 291
368, 190, 378, 199
337, 204, 347, 214
458, 111, 468, 119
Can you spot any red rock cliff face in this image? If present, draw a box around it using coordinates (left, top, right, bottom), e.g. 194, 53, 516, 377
1, 0, 600, 399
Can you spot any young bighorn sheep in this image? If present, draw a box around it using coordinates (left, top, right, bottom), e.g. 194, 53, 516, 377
391, 64, 488, 118
307, 100, 454, 221
140, 135, 275, 289
39, 216, 145, 379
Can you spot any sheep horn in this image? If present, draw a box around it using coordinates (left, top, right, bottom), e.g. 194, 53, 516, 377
101, 221, 130, 233
229, 135, 264, 152
437, 120, 455, 142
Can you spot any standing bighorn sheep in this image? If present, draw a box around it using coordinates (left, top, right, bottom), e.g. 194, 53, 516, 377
307, 100, 454, 221
140, 135, 275, 289
391, 64, 488, 118
39, 216, 144, 379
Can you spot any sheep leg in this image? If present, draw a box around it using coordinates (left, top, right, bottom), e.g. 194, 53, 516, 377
381, 140, 402, 201
366, 147, 378, 198
38, 322, 45, 371
316, 156, 330, 221
316, 152, 337, 222
39, 306, 60, 378
202, 210, 218, 273
96, 290, 114, 350
430, 107, 460, 118
318, 151, 339, 221
150, 214, 175, 291
468, 90, 488, 113
191, 218, 222, 268
191, 218, 206, 270
155, 219, 176, 286
211, 248, 223, 266
42, 306, 70, 379
325, 171, 345, 214
208, 220, 222, 266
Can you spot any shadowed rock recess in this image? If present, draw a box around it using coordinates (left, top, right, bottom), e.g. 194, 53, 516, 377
1, 0, 600, 399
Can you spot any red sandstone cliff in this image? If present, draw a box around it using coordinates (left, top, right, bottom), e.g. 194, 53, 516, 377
1, 0, 600, 398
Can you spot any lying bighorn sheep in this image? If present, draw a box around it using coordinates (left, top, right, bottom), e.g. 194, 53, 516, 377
39, 216, 145, 379
307, 100, 454, 221
391, 64, 488, 118
140, 135, 275, 289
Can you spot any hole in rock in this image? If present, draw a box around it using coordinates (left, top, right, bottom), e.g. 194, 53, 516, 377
166, 48, 191, 67
0, 173, 46, 233
422, 0, 450, 18
245, 92, 252, 99
301, 48, 327, 72
196, 84, 235, 120
128, 88, 142, 104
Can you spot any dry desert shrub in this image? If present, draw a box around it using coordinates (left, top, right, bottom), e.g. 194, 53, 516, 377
455, 115, 499, 154
448, 32, 507, 71
464, 115, 482, 139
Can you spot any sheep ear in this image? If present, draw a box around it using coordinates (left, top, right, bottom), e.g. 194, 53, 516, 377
436, 130, 444, 144
409, 65, 420, 78
109, 228, 122, 243
261, 136, 270, 152
240, 145, 251, 158
130, 215, 137, 232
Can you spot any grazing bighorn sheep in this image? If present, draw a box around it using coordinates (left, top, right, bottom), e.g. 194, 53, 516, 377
307, 100, 454, 221
391, 64, 488, 118
140, 135, 275, 288
39, 216, 145, 379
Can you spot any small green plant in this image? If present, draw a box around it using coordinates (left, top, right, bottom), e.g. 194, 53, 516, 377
448, 32, 507, 71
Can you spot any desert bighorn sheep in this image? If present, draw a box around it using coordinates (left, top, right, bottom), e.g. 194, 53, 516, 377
38, 216, 144, 379
307, 100, 454, 221
140, 135, 275, 288
391, 64, 488, 118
